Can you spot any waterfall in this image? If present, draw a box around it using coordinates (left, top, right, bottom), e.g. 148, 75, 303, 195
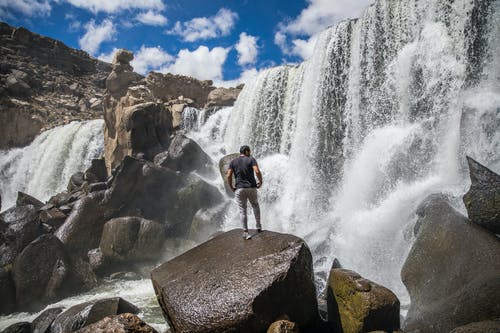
181, 107, 206, 132
188, 0, 499, 309
0, 120, 104, 209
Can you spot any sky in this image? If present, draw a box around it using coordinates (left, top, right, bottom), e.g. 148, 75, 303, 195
0, 0, 374, 87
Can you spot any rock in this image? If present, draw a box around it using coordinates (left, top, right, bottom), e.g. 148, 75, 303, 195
219, 153, 239, 195
205, 86, 242, 108
67, 172, 85, 192
326, 268, 400, 333
402, 195, 500, 333
12, 234, 68, 310
105, 49, 141, 99
189, 202, 230, 242
66, 255, 98, 291
85, 159, 108, 182
31, 307, 63, 333
50, 298, 139, 333
0, 322, 32, 333
463, 156, 500, 234
267, 319, 300, 333
0, 266, 16, 314
88, 182, 107, 192
99, 217, 166, 262
16, 192, 44, 209
114, 49, 134, 65
154, 134, 212, 175
73, 313, 158, 333
39, 207, 66, 230
151, 229, 320, 333
450, 320, 500, 333
87, 248, 105, 272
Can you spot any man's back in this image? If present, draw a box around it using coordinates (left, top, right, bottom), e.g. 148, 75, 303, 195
229, 155, 257, 188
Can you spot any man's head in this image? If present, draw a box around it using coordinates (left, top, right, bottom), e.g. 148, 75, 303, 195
240, 145, 251, 156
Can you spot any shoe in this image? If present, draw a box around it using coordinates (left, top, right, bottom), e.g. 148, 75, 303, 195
257, 228, 262, 233
243, 231, 251, 240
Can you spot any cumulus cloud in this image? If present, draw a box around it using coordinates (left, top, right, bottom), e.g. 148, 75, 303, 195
79, 19, 116, 55
65, 0, 164, 14
131, 46, 174, 74
161, 46, 230, 81
214, 67, 261, 88
275, 0, 373, 59
98, 48, 120, 63
135, 10, 167, 26
167, 8, 238, 42
236, 32, 258, 66
0, 0, 51, 19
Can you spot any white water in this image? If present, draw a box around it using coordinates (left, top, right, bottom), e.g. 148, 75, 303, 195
0, 120, 104, 209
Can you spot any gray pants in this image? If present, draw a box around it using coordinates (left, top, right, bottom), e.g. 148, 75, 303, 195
235, 188, 261, 231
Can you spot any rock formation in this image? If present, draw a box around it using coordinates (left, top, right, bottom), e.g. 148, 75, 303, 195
150, 229, 321, 333
0, 22, 112, 149
74, 313, 158, 333
402, 195, 500, 333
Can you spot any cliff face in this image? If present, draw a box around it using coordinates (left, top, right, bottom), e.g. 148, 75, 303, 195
0, 22, 112, 149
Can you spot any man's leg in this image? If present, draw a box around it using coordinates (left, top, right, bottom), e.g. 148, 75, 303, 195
248, 188, 261, 230
235, 189, 248, 232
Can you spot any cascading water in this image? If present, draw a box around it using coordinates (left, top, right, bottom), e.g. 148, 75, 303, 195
0, 120, 104, 209
188, 0, 499, 310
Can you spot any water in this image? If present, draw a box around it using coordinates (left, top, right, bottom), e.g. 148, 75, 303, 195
0, 120, 104, 209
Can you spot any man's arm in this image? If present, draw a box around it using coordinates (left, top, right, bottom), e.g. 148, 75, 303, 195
253, 164, 263, 188
227, 168, 235, 192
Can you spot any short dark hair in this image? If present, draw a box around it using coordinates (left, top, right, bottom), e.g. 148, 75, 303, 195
240, 145, 251, 154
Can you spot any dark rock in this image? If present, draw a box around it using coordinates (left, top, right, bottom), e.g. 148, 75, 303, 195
16, 192, 43, 209
0, 322, 31, 333
88, 182, 107, 192
39, 208, 66, 230
267, 319, 300, 333
48, 192, 74, 207
327, 268, 400, 333
99, 217, 166, 262
66, 255, 98, 291
85, 159, 108, 182
151, 229, 320, 333
73, 313, 158, 333
31, 307, 63, 333
450, 320, 500, 333
67, 172, 85, 192
50, 298, 140, 333
12, 234, 68, 310
402, 196, 500, 333
0, 266, 16, 314
219, 153, 239, 195
463, 156, 500, 234
154, 134, 212, 175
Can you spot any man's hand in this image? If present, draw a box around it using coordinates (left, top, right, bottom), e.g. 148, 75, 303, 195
256, 181, 262, 188
230, 186, 236, 192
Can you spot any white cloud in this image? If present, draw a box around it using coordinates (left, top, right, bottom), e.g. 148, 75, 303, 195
131, 46, 174, 74
167, 8, 238, 42
236, 32, 258, 66
161, 45, 230, 81
65, 0, 164, 14
79, 19, 116, 55
135, 10, 167, 26
98, 48, 120, 63
275, 0, 373, 59
0, 0, 51, 18
291, 35, 319, 60
214, 67, 261, 88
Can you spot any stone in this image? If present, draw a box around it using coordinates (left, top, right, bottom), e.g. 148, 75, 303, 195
67, 172, 85, 192
151, 229, 320, 333
39, 207, 66, 230
113, 49, 134, 65
73, 313, 158, 333
326, 268, 400, 333
154, 134, 212, 175
402, 195, 500, 333
219, 153, 239, 195
66, 255, 98, 291
463, 156, 500, 234
99, 217, 166, 262
450, 320, 500, 333
85, 159, 108, 182
0, 322, 32, 333
87, 248, 105, 272
31, 307, 63, 333
205, 86, 243, 108
16, 192, 44, 209
267, 320, 300, 333
0, 266, 16, 314
50, 298, 140, 333
12, 234, 68, 311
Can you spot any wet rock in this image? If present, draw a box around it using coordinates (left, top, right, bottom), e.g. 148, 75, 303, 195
219, 153, 239, 195
326, 268, 400, 333
0, 266, 16, 314
151, 229, 320, 333
73, 313, 158, 333
88, 182, 107, 193
87, 248, 105, 272
267, 319, 300, 333
50, 298, 139, 333
0, 322, 31, 333
463, 156, 500, 234
16, 192, 44, 209
85, 159, 108, 182
450, 320, 500, 333
66, 255, 98, 291
39, 207, 66, 230
31, 307, 63, 333
99, 217, 166, 262
67, 172, 85, 192
402, 196, 500, 333
154, 134, 212, 175
12, 234, 68, 311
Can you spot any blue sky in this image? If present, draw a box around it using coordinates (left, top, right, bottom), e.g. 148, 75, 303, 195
0, 0, 374, 86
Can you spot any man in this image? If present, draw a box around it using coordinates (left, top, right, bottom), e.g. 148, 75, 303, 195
227, 145, 263, 240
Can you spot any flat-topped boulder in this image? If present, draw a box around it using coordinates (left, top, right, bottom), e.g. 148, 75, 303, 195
151, 229, 320, 333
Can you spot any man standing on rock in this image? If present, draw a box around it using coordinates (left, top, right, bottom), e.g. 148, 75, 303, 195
227, 145, 263, 240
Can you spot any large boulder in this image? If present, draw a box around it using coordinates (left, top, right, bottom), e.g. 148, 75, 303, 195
0, 322, 31, 333
99, 217, 166, 262
205, 85, 243, 108
326, 268, 400, 333
151, 229, 320, 333
50, 297, 139, 333
402, 195, 500, 333
12, 234, 68, 310
463, 156, 500, 234
450, 320, 500, 333
154, 134, 212, 175
74, 313, 158, 333
16, 192, 43, 209
31, 307, 63, 333
0, 266, 16, 314
105, 49, 141, 99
